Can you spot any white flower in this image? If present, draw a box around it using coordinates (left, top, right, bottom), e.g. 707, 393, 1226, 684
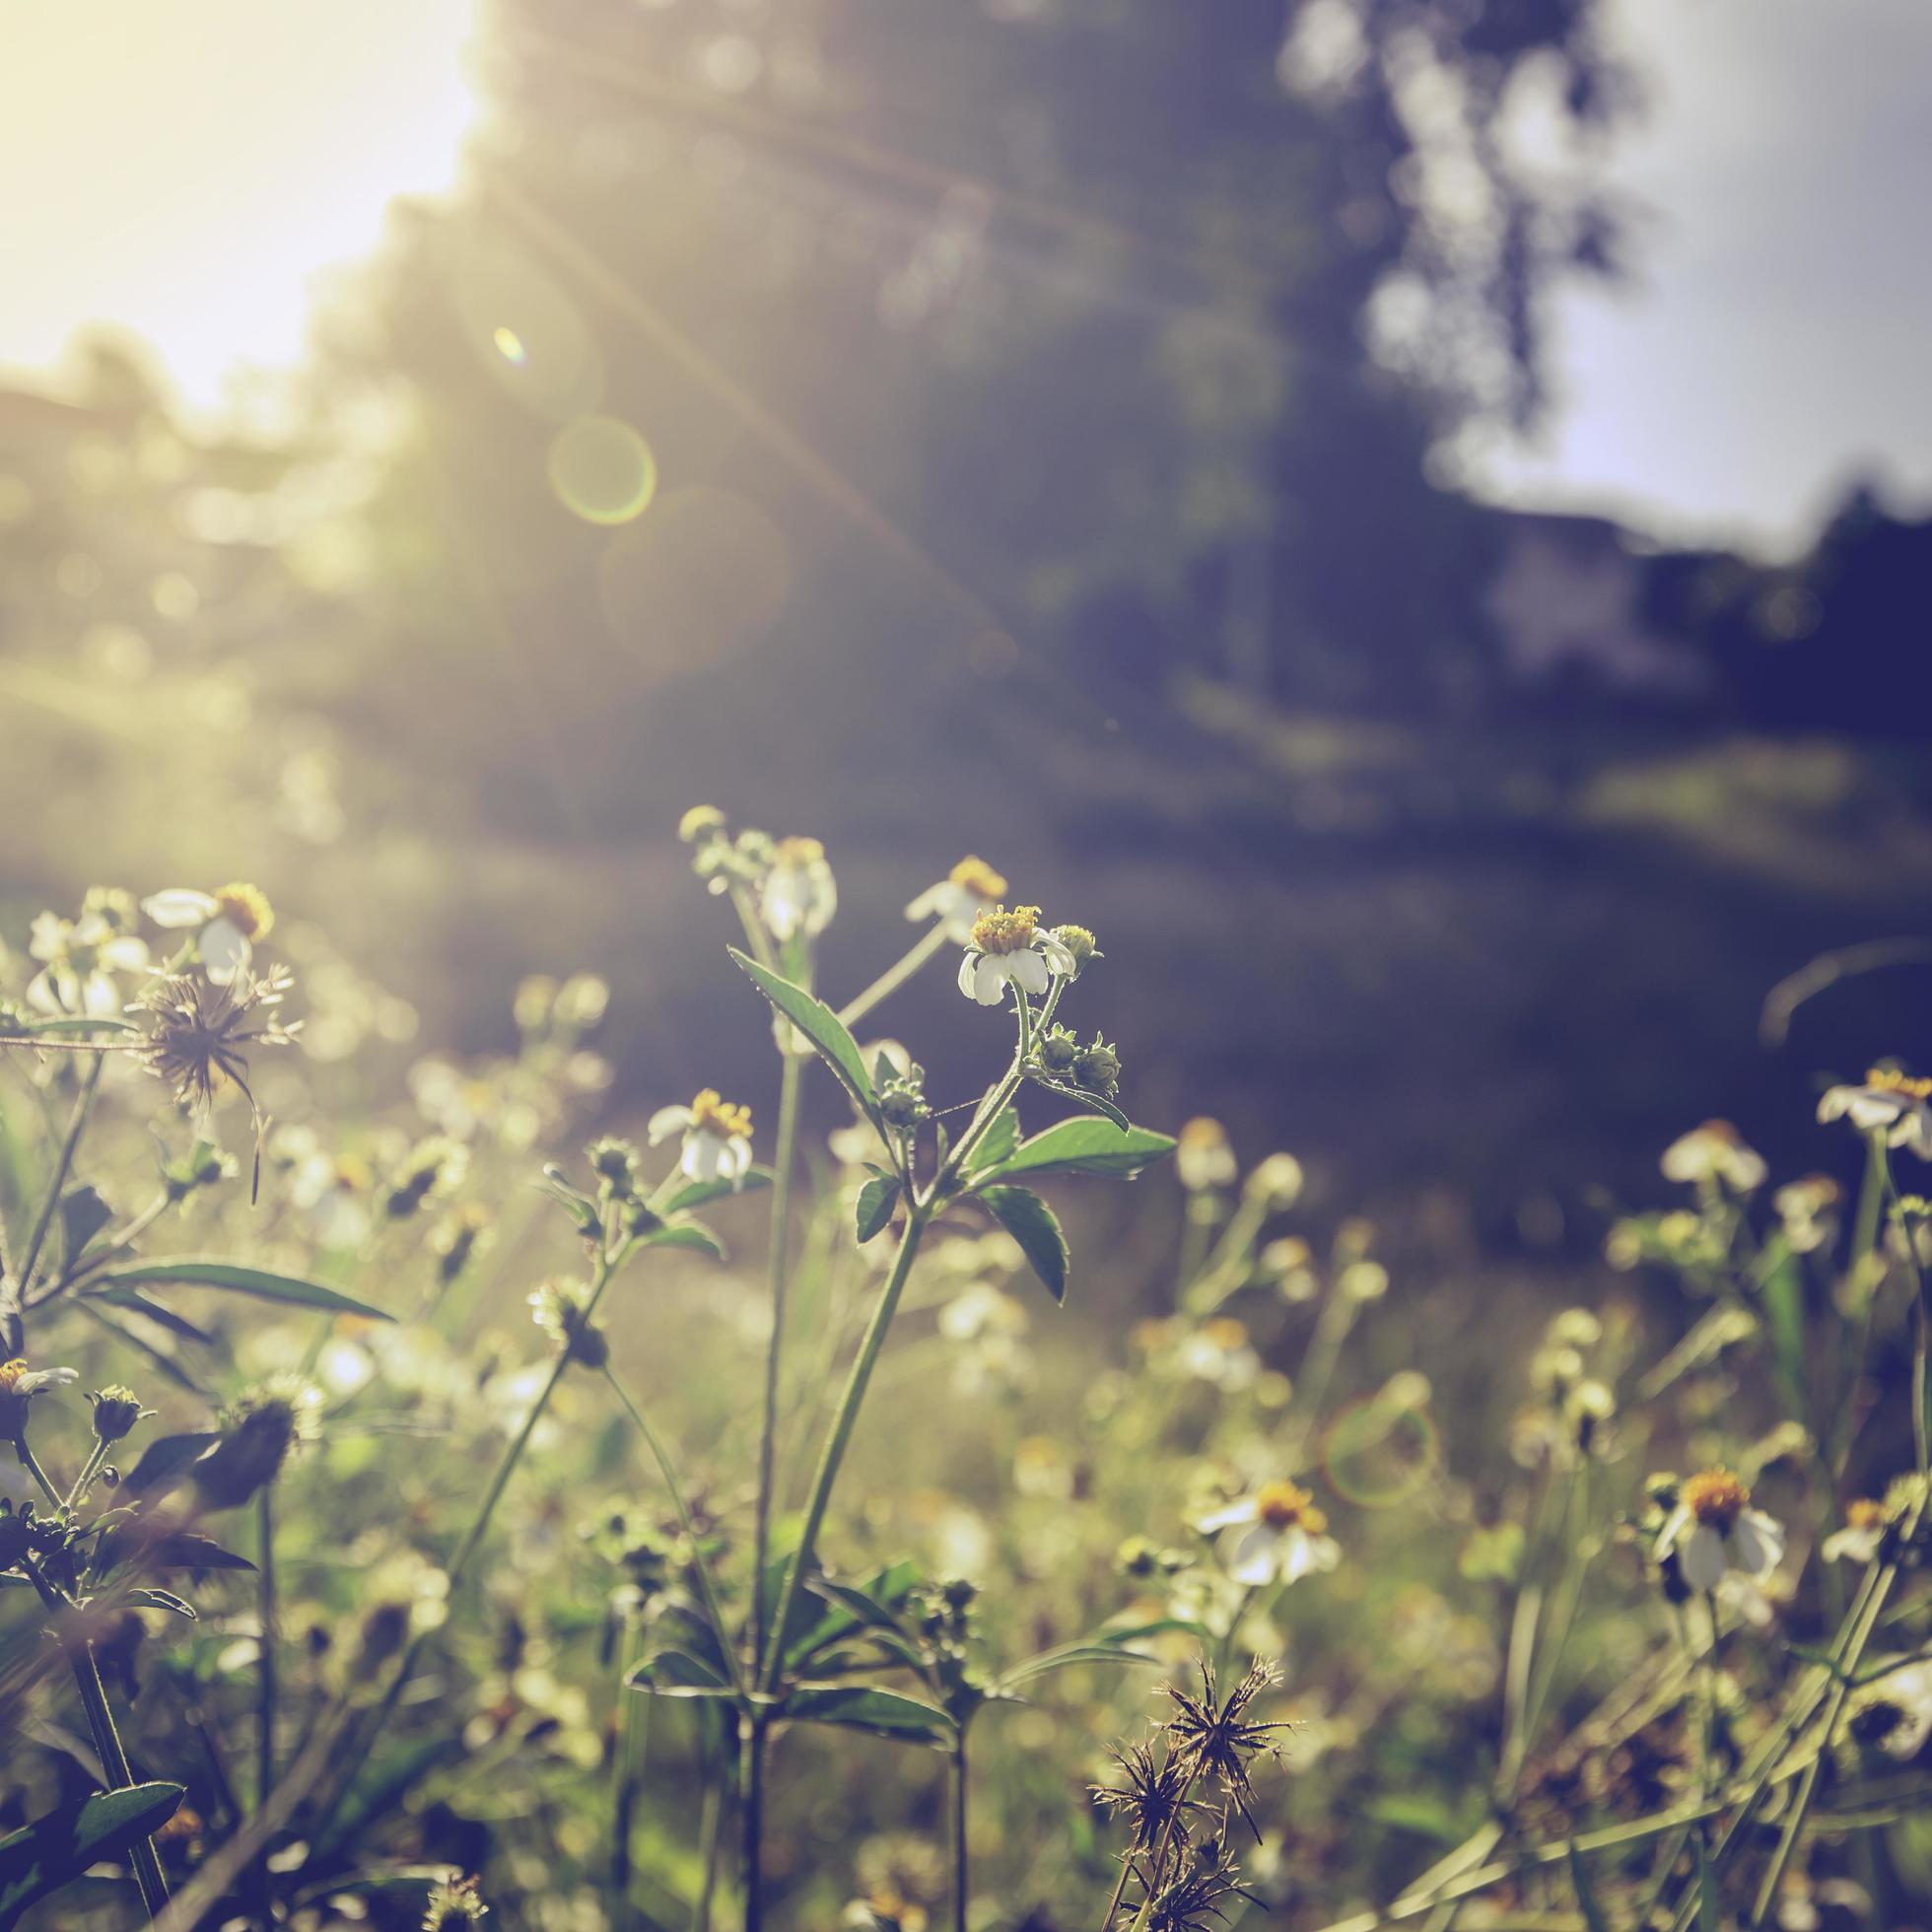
648, 1088, 754, 1185
1656, 1469, 1785, 1591
1661, 1120, 1767, 1193
1175, 1118, 1238, 1193
27, 902, 149, 1016
759, 838, 837, 943
1821, 1497, 1891, 1567
955, 905, 1075, 1006
0, 1358, 79, 1437
1196, 1480, 1341, 1587
906, 856, 1009, 944
1848, 1656, 1932, 1760
1818, 1070, 1932, 1160
142, 882, 275, 986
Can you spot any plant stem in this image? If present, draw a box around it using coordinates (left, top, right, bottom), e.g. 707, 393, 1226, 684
611, 1622, 649, 1931
950, 1730, 970, 1932
760, 1211, 929, 1690
836, 923, 950, 1031
752, 1051, 803, 1668
17, 1057, 104, 1295
255, 1488, 278, 1809
14, 1433, 63, 1508
695, 1762, 724, 1932
740, 1709, 767, 1932
71, 1640, 170, 1919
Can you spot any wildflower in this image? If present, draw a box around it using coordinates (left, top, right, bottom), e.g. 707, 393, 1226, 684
649, 1088, 754, 1185
1819, 1069, 1932, 1159
1160, 1657, 1288, 1839
1197, 1481, 1340, 1586
677, 804, 728, 846
26, 894, 149, 1016
760, 836, 837, 941
1176, 1119, 1238, 1193
1091, 1739, 1209, 1853
141, 882, 275, 984
134, 965, 298, 1124
1245, 1153, 1304, 1211
193, 1378, 320, 1509
1661, 1120, 1767, 1193
1822, 1497, 1892, 1567
0, 1359, 78, 1440
422, 1874, 489, 1930
956, 905, 1076, 1006
1774, 1175, 1842, 1254
87, 1386, 149, 1445
431, 1203, 494, 1284
1033, 1023, 1080, 1078
587, 1136, 640, 1195
877, 1064, 931, 1130
1174, 1318, 1260, 1390
1655, 1469, 1785, 1590
1053, 923, 1100, 979
905, 856, 1009, 943
383, 1136, 469, 1218
530, 1278, 609, 1369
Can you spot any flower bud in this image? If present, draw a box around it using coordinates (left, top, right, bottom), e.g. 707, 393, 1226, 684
88, 1386, 146, 1445
1034, 1024, 1080, 1077
679, 804, 727, 845
1052, 925, 1100, 977
194, 1383, 317, 1509
587, 1137, 640, 1195
1073, 1036, 1122, 1102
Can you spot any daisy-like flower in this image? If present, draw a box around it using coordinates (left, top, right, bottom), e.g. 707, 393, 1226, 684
1161, 1657, 1289, 1840
760, 836, 837, 942
1197, 1480, 1341, 1586
1656, 1468, 1785, 1591
649, 1088, 754, 1184
1819, 1069, 1932, 1160
0, 1358, 79, 1440
134, 965, 298, 1133
26, 893, 150, 1016
1774, 1174, 1842, 1254
906, 856, 1009, 944
141, 882, 275, 985
1661, 1120, 1767, 1193
1822, 1496, 1892, 1567
956, 905, 1075, 1006
529, 1277, 609, 1368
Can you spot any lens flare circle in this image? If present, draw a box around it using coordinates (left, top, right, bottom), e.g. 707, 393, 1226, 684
547, 416, 658, 526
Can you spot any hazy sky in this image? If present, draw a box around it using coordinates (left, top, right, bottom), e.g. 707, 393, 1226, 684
0, 0, 1925, 560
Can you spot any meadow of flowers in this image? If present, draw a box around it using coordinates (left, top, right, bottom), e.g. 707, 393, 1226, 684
3, 818, 1930, 1932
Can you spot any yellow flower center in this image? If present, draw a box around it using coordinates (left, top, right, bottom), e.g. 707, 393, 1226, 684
1685, 1468, 1749, 1530
0, 1359, 26, 1395
1256, 1480, 1326, 1534
1846, 1497, 1889, 1531
1867, 1068, 1932, 1101
1201, 1317, 1250, 1350
1179, 1118, 1230, 1153
690, 1088, 752, 1138
213, 881, 274, 941
948, 855, 1008, 899
970, 904, 1041, 955
773, 836, 824, 866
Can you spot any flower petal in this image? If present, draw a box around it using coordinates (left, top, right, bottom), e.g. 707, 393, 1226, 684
648, 1105, 693, 1143
1196, 1500, 1258, 1534
1680, 1524, 1727, 1591
972, 954, 1008, 1005
1009, 948, 1050, 997
199, 919, 252, 985
143, 889, 218, 929
1226, 1523, 1282, 1586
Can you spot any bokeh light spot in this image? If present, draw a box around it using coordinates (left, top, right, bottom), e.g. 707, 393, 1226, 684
1321, 1374, 1441, 1509
547, 416, 658, 526
493, 325, 527, 366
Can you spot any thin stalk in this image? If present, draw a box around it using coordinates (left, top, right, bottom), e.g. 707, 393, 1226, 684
695, 1765, 724, 1932
610, 1623, 649, 1930
255, 1488, 278, 1809
740, 1710, 767, 1932
836, 923, 950, 1031
752, 1051, 803, 1666
71, 1640, 170, 1919
14, 1434, 62, 1509
65, 1438, 109, 1510
950, 1730, 970, 1932
760, 1211, 929, 1690
17, 1057, 104, 1294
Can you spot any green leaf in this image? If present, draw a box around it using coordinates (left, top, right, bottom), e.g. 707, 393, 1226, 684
117, 1431, 218, 1497
74, 1302, 208, 1398
729, 950, 877, 1122
977, 1119, 1175, 1183
99, 1527, 255, 1574
856, 1177, 900, 1244
980, 1186, 1069, 1304
124, 1587, 196, 1619
786, 1560, 923, 1669
1759, 1250, 1808, 1411
971, 1104, 1021, 1171
626, 1648, 738, 1697
58, 1185, 114, 1270
88, 1283, 215, 1346
86, 1259, 395, 1322
642, 1223, 725, 1260
0, 1782, 182, 1921
996, 1642, 1163, 1693
788, 1686, 955, 1746
1025, 1075, 1132, 1133
6, 1015, 137, 1038
660, 1167, 774, 1215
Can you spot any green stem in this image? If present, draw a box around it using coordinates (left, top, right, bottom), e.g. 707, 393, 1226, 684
837, 923, 950, 1031
740, 1710, 767, 1932
752, 1053, 803, 1668
71, 1640, 170, 1919
695, 1761, 724, 1932
950, 1729, 971, 1932
14, 1434, 62, 1508
610, 1622, 648, 1931
760, 1211, 929, 1690
17, 1057, 104, 1295
65, 1438, 108, 1511
255, 1487, 278, 1807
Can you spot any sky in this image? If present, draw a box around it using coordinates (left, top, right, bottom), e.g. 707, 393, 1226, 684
0, 0, 1926, 560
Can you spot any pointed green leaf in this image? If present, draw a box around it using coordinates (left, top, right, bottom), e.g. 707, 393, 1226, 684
99, 1527, 255, 1574
117, 1431, 219, 1497
87, 1259, 394, 1322
729, 950, 877, 1122
124, 1587, 196, 1619
977, 1119, 1174, 1183
1024, 1076, 1132, 1132
626, 1648, 738, 1697
980, 1186, 1069, 1303
972, 1104, 1021, 1171
996, 1642, 1163, 1694
59, 1185, 114, 1270
0, 1782, 183, 1921
856, 1177, 900, 1244
643, 1223, 725, 1260
74, 1301, 208, 1397
1567, 1844, 1611, 1932
788, 1686, 955, 1746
